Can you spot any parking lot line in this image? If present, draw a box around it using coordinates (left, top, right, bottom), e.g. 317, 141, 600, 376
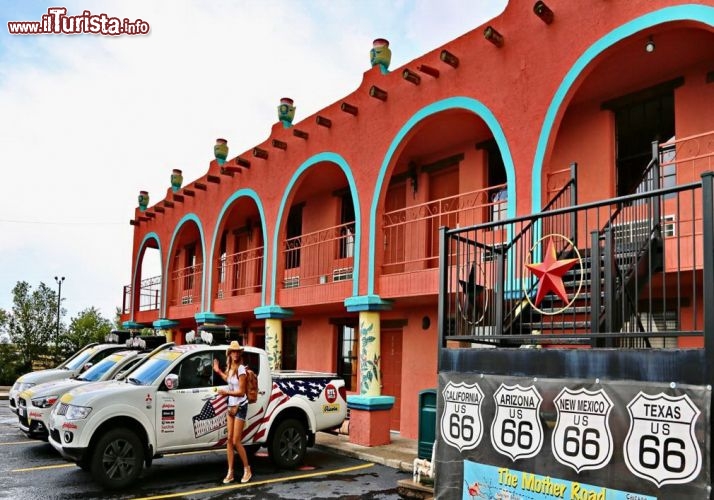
0, 441, 34, 446
13, 463, 75, 472
134, 463, 375, 500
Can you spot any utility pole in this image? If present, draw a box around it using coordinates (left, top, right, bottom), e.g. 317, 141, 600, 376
54, 276, 65, 339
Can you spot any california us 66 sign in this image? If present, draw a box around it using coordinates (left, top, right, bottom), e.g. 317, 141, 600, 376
491, 384, 543, 460
552, 387, 613, 472
440, 381, 484, 452
624, 392, 702, 487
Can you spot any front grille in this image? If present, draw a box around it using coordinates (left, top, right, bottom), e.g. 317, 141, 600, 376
50, 429, 61, 443
18, 397, 26, 408
9, 398, 16, 408
56, 403, 68, 416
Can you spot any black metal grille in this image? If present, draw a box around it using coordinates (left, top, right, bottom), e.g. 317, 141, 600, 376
56, 403, 68, 416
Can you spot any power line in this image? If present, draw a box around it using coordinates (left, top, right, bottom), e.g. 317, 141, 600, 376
0, 219, 124, 226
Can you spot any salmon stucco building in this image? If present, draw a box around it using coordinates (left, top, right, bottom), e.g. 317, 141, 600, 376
120, 0, 714, 444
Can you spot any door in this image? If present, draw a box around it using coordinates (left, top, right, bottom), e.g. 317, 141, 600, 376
381, 329, 403, 432
155, 351, 226, 452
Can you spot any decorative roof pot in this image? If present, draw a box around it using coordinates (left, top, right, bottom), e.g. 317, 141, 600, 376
370, 38, 391, 74
214, 138, 229, 165
138, 190, 149, 211
170, 169, 183, 193
278, 98, 296, 128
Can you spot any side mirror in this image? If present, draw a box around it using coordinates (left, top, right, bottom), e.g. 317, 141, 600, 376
81, 363, 93, 373
164, 374, 179, 391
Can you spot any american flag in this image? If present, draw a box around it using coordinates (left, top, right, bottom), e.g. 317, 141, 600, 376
192, 395, 227, 439
274, 377, 333, 401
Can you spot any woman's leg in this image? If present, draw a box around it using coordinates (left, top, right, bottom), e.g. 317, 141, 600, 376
224, 413, 235, 480
231, 414, 251, 482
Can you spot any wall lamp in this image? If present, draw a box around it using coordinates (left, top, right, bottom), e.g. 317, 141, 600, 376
645, 36, 655, 53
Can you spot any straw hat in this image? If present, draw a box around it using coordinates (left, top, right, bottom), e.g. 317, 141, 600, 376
226, 340, 244, 353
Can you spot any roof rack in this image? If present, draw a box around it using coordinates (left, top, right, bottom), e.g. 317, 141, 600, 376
105, 330, 131, 344
125, 335, 167, 350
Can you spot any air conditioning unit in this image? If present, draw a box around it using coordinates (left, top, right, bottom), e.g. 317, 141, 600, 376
181, 295, 193, 305
217, 289, 224, 299
332, 267, 353, 282
283, 276, 300, 288
482, 243, 506, 263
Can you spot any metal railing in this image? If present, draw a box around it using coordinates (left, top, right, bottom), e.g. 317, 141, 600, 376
281, 221, 355, 289
122, 274, 161, 314
382, 184, 506, 274
215, 247, 263, 298
440, 173, 713, 348
169, 263, 203, 307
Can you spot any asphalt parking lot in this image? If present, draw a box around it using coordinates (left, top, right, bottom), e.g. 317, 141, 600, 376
0, 403, 409, 499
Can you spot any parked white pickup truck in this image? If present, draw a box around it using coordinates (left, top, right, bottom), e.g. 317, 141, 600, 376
48, 343, 347, 489
9, 341, 128, 415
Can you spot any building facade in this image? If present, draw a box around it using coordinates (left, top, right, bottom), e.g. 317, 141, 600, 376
120, 0, 714, 440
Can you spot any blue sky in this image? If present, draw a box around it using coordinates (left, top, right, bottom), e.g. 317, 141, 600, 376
0, 0, 507, 324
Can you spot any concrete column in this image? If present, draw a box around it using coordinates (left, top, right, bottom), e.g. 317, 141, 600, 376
265, 318, 283, 371
358, 310, 381, 396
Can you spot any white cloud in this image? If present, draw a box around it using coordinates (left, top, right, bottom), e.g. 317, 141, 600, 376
0, 0, 507, 322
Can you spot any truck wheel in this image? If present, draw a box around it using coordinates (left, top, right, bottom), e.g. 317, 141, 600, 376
90, 428, 144, 490
269, 418, 307, 469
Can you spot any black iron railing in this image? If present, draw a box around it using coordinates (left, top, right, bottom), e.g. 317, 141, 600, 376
440, 173, 714, 349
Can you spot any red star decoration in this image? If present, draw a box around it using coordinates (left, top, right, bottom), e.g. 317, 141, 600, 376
525, 239, 578, 306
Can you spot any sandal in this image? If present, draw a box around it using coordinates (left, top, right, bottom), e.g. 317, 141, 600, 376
223, 471, 234, 484
240, 467, 252, 484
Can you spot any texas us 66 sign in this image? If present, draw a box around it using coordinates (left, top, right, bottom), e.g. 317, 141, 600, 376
441, 381, 485, 452
624, 392, 702, 487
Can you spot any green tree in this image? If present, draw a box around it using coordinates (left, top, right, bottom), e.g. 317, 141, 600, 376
57, 307, 113, 358
7, 281, 60, 372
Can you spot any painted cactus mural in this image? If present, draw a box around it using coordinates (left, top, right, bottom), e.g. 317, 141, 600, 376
359, 319, 381, 395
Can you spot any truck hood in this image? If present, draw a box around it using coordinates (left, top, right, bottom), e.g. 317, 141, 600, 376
17, 368, 74, 386
21, 378, 84, 400
58, 379, 142, 407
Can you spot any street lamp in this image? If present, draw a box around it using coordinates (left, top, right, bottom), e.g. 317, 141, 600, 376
54, 276, 65, 338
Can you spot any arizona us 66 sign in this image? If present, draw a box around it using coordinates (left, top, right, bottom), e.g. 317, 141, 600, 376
552, 387, 614, 472
491, 384, 543, 461
624, 392, 702, 487
440, 381, 484, 452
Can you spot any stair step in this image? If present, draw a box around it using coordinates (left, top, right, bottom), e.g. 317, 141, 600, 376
537, 306, 591, 315
522, 321, 591, 330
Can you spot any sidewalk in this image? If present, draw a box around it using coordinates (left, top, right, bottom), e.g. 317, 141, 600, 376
0, 386, 8, 400
314, 431, 418, 473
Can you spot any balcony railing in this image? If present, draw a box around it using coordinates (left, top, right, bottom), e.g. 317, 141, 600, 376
282, 221, 355, 289
382, 184, 506, 274
122, 274, 161, 314
660, 130, 714, 184
216, 247, 263, 299
170, 263, 203, 307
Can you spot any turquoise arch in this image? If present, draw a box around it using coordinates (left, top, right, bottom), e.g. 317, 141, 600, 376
368, 96, 516, 295
531, 4, 714, 211
162, 214, 207, 317
207, 189, 268, 308
269, 152, 362, 304
131, 232, 162, 322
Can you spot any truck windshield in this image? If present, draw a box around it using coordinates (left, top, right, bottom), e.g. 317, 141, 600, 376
64, 347, 99, 371
76, 354, 126, 382
125, 356, 173, 385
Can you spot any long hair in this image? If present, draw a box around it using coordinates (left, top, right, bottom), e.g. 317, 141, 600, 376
226, 350, 243, 378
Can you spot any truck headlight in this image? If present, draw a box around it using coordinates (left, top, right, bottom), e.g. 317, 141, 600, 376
65, 404, 92, 420
31, 395, 59, 409
15, 382, 35, 393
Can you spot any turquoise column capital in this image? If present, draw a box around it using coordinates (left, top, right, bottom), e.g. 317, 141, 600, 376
254, 305, 294, 319
194, 312, 226, 324
122, 321, 146, 329
152, 318, 179, 329
347, 395, 395, 411
344, 295, 393, 312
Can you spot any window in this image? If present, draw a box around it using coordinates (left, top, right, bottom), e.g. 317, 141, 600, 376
176, 352, 214, 389
282, 326, 298, 370
662, 214, 676, 238
184, 245, 197, 291
337, 325, 358, 391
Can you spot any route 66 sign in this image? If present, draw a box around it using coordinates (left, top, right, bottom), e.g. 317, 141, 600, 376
491, 384, 543, 460
624, 392, 702, 487
552, 387, 614, 472
440, 381, 484, 452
